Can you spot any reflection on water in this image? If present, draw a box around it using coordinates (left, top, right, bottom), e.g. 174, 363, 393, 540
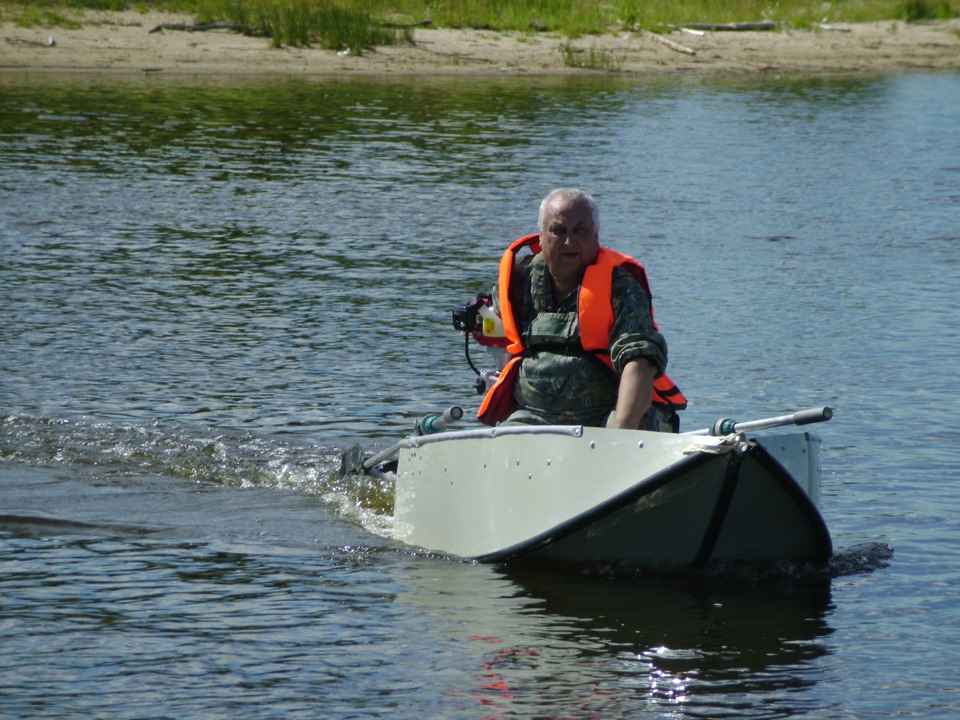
391, 560, 833, 718
512, 566, 832, 674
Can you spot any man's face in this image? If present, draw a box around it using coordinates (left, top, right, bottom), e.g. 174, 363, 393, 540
539, 197, 600, 291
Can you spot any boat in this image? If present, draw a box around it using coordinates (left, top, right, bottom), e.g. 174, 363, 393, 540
345, 406, 833, 567
340, 297, 834, 568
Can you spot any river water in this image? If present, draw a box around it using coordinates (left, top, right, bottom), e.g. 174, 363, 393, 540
1, 70, 958, 719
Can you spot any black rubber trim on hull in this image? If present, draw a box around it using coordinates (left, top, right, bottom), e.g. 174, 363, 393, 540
691, 451, 744, 567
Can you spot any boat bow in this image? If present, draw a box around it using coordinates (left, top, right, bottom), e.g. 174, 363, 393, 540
392, 425, 831, 566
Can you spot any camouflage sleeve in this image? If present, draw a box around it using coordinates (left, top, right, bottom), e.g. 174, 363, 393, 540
609, 266, 668, 377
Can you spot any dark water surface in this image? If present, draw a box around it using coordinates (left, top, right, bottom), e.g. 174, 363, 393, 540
2, 71, 959, 718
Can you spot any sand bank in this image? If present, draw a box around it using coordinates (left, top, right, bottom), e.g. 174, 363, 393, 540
2, 10, 959, 77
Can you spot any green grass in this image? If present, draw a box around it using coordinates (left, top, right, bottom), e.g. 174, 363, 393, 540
194, 0, 413, 51
10, 5, 82, 28
3, 0, 957, 54
559, 42, 625, 71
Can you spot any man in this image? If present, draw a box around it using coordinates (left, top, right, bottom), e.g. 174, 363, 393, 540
478, 188, 685, 431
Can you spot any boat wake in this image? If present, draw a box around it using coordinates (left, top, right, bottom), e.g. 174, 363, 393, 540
824, 541, 896, 576
0, 413, 394, 541
0, 513, 164, 539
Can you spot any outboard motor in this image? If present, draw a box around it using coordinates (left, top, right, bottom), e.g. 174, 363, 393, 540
452, 293, 510, 394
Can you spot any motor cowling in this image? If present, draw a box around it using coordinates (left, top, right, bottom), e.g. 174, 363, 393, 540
452, 293, 508, 348
452, 293, 511, 393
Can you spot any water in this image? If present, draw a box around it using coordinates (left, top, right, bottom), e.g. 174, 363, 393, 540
1, 70, 959, 718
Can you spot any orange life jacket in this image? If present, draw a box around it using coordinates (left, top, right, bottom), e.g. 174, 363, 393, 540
477, 234, 687, 425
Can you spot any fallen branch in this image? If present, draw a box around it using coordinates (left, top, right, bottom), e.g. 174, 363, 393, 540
681, 22, 778, 32
381, 19, 432, 28
641, 30, 696, 56
6, 36, 56, 47
149, 22, 243, 34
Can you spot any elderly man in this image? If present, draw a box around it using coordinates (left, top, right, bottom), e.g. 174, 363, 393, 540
478, 188, 685, 431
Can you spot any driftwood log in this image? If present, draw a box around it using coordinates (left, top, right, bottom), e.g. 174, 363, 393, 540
149, 19, 433, 34
641, 30, 696, 56
149, 23, 244, 34
382, 20, 433, 28
680, 22, 778, 31
6, 36, 57, 47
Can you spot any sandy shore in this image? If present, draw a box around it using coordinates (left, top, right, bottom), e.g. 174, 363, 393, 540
2, 10, 959, 76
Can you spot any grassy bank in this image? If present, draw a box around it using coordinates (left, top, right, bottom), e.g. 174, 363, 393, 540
3, 0, 958, 56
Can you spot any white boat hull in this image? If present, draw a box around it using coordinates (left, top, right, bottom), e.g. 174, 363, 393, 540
392, 426, 831, 566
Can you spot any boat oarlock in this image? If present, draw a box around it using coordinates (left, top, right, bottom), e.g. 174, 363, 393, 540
692, 406, 834, 436
339, 405, 465, 478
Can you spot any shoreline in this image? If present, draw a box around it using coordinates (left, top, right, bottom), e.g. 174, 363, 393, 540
2, 11, 959, 77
